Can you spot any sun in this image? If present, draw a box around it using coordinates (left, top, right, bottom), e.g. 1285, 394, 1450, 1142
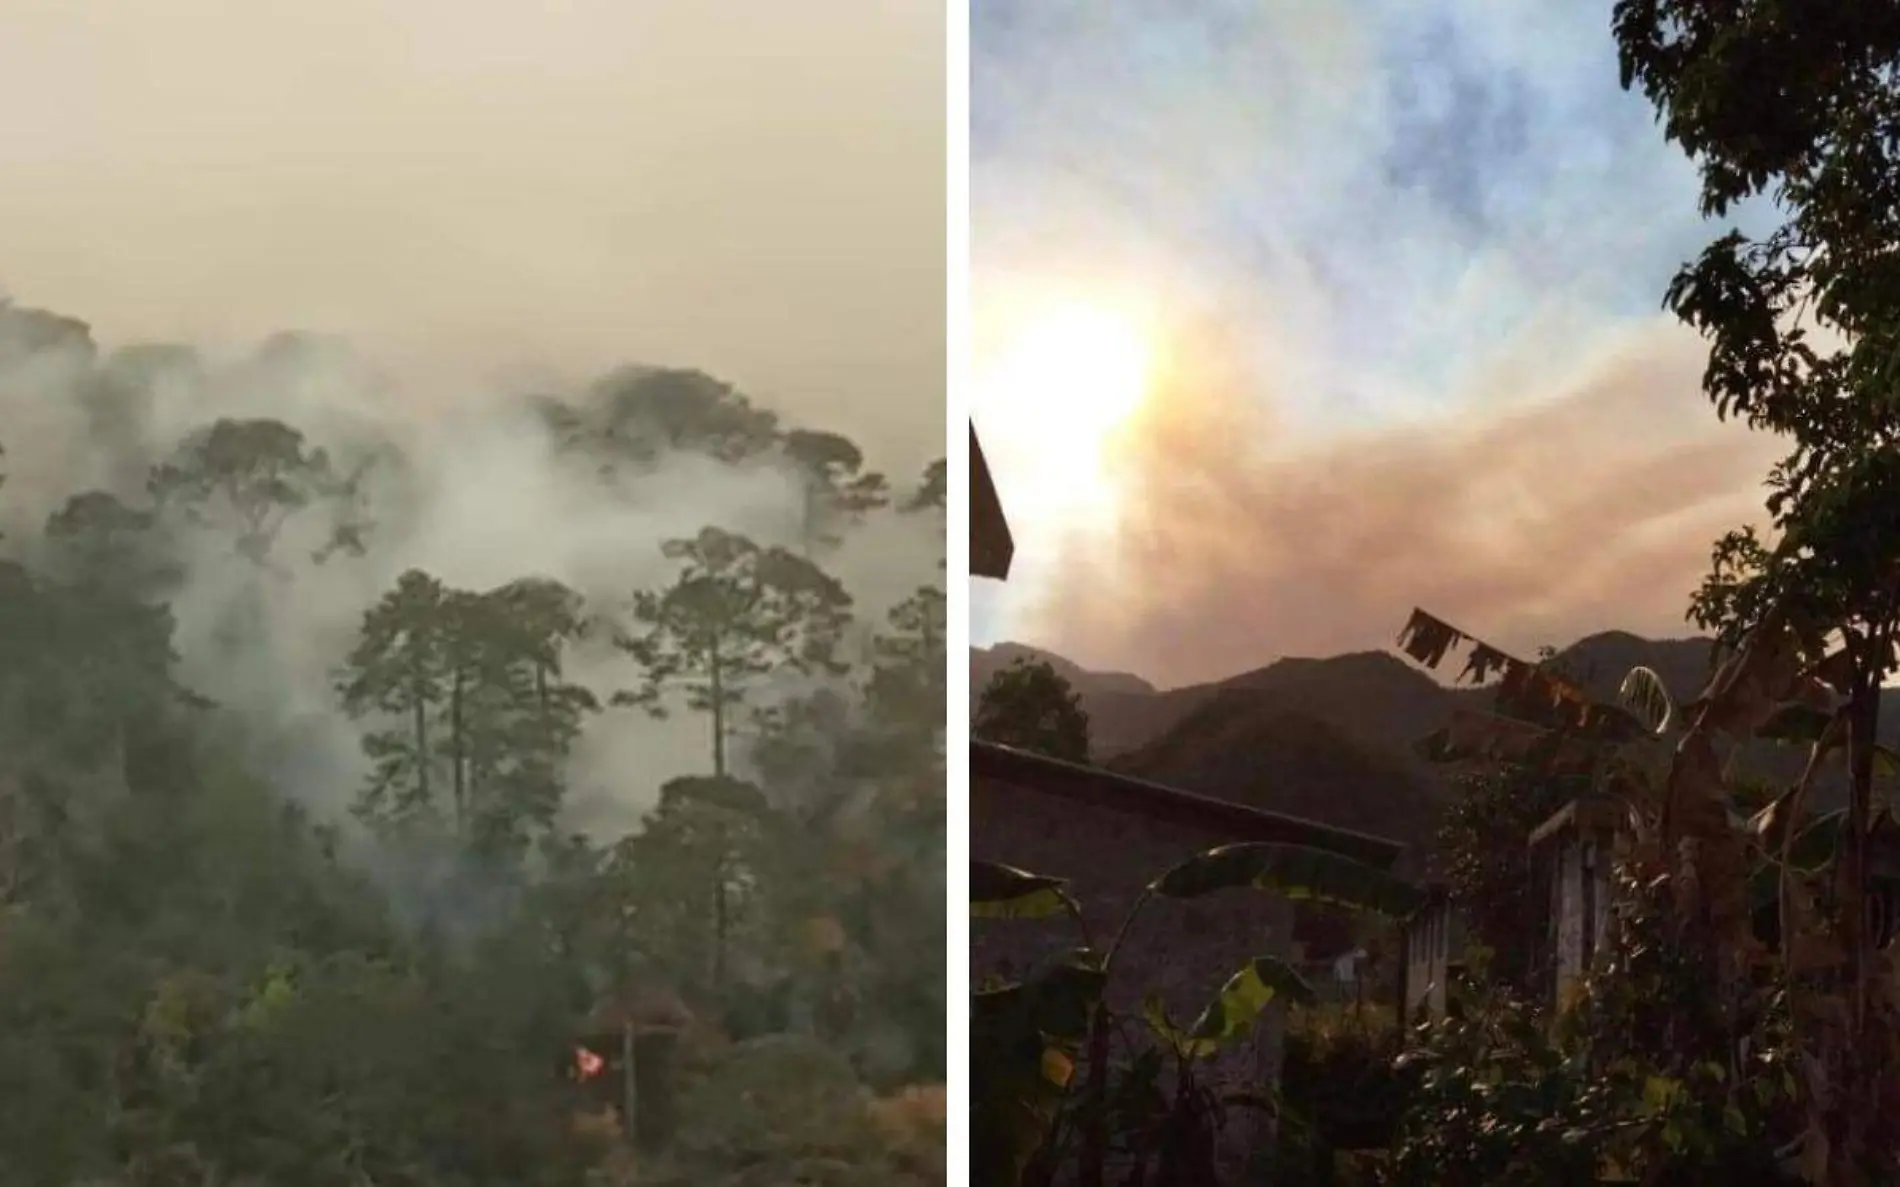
973, 301, 1156, 525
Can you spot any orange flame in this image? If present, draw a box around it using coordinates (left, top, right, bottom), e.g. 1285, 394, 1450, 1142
574, 1046, 605, 1081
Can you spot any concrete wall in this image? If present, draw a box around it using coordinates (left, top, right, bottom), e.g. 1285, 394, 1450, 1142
1403, 902, 1451, 1020
1549, 831, 1612, 1007
971, 768, 1295, 1179
1552, 840, 1581, 998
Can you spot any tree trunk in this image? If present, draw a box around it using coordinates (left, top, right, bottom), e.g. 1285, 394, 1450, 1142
449, 666, 466, 837
709, 638, 726, 779
1840, 635, 1886, 1170
1843, 645, 1882, 1022
412, 669, 431, 809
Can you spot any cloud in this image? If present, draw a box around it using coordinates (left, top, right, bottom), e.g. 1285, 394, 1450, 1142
971, 0, 1785, 683
1001, 314, 1781, 686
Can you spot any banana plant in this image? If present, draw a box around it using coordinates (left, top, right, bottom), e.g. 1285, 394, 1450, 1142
970, 844, 1421, 1187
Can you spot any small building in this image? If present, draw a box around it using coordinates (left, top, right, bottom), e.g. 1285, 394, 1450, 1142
971, 741, 1406, 1176
1528, 797, 1622, 1009
1529, 796, 1900, 1014
970, 423, 1013, 580
1401, 883, 1468, 1021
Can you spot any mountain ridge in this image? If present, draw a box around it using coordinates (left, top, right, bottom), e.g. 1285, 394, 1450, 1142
972, 630, 1900, 858
972, 630, 1723, 760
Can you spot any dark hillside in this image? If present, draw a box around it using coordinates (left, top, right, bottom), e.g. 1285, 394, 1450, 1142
1077, 650, 1458, 761
1110, 690, 1446, 876
975, 629, 1900, 856
969, 641, 1156, 706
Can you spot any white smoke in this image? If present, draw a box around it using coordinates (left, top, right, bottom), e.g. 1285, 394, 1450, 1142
0, 304, 941, 841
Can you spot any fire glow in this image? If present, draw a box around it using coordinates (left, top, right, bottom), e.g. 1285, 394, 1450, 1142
574, 1046, 605, 1082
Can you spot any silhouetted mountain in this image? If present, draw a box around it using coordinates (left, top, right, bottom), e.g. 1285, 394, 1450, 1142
973, 629, 1900, 965
1109, 691, 1444, 876
1049, 648, 1462, 763
969, 642, 1157, 705
1544, 630, 1716, 707
972, 629, 1900, 857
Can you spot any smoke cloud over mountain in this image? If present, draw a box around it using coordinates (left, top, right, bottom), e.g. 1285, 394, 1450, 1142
997, 314, 1780, 688
970, 0, 1783, 687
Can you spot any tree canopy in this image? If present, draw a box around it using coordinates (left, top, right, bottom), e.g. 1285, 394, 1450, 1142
1614, 5, 1900, 1176
973, 658, 1092, 764
0, 301, 946, 1187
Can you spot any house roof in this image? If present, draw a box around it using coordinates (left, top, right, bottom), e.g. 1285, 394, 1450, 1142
971, 424, 1013, 580
972, 739, 1405, 869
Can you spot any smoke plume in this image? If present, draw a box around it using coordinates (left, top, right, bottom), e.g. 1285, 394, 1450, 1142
993, 313, 1781, 688
0, 306, 941, 836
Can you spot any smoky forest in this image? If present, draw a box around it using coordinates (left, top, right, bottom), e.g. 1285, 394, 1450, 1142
0, 298, 947, 1187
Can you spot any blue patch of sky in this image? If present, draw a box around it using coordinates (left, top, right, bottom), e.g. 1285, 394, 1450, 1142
1379, 15, 1536, 239
1213, 5, 1731, 421
968, 0, 1035, 161
972, 0, 1781, 429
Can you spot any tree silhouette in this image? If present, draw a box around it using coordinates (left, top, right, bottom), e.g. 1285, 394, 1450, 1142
904, 457, 947, 573
973, 658, 1091, 764
338, 570, 451, 833
606, 775, 772, 994
148, 418, 368, 568
1613, 8, 1900, 1175
615, 527, 852, 777
865, 584, 947, 765
43, 490, 179, 598
0, 301, 946, 1179
905, 458, 946, 514
339, 570, 596, 854
782, 428, 889, 556
587, 366, 781, 465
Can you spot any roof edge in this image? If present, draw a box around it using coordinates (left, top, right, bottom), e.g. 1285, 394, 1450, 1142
971, 740, 1405, 870
970, 423, 1014, 580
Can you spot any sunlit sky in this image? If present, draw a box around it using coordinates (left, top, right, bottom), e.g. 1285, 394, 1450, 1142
970, 0, 1782, 687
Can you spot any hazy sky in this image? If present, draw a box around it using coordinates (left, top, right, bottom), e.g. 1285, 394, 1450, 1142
0, 0, 944, 466
970, 0, 1786, 687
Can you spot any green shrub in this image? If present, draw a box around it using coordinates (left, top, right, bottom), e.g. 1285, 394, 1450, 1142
1382, 868, 1796, 1187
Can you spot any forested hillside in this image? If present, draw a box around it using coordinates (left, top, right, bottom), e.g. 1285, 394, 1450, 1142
0, 299, 946, 1186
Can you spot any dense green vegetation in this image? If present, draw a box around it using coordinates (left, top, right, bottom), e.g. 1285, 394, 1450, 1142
1377, 6, 1900, 1186
969, 847, 1421, 1187
0, 303, 946, 1186
972, 658, 1092, 763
